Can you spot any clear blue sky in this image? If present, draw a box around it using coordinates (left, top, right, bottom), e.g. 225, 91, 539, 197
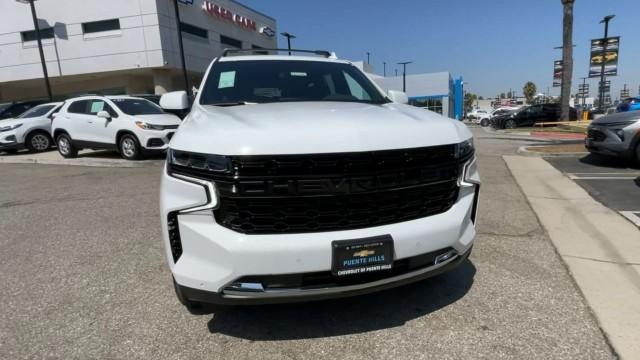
241, 0, 639, 100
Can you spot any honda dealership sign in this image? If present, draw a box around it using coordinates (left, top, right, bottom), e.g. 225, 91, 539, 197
589, 37, 620, 78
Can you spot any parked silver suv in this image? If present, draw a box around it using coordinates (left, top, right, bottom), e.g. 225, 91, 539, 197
586, 111, 640, 164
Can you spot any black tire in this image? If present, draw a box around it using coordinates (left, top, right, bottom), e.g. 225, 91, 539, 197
26, 131, 52, 153
173, 277, 202, 310
504, 119, 516, 129
119, 134, 142, 160
480, 118, 489, 127
56, 133, 78, 158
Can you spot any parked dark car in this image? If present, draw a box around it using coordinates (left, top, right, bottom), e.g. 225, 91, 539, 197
0, 100, 47, 120
491, 103, 577, 129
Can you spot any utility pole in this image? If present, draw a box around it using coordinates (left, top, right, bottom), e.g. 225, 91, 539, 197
383, 62, 386, 77
397, 61, 412, 92
579, 77, 588, 107
598, 15, 615, 110
16, 0, 52, 101
280, 32, 296, 55
395, 69, 398, 77
172, 0, 190, 95
366, 52, 370, 64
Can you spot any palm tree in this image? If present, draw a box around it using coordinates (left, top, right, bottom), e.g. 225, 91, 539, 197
560, 0, 575, 120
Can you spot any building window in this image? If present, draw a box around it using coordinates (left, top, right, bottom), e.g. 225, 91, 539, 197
251, 44, 268, 54
410, 97, 443, 115
82, 19, 121, 34
21, 28, 54, 42
180, 22, 208, 39
221, 35, 242, 49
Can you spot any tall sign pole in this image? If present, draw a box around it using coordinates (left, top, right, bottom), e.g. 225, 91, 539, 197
598, 15, 614, 109
173, 0, 190, 95
18, 0, 53, 101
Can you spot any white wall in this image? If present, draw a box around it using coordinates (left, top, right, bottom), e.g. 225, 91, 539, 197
0, 0, 277, 84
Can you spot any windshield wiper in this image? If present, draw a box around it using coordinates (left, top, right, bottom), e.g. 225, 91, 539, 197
210, 101, 258, 107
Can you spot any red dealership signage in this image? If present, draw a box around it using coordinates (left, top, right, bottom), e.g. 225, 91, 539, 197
202, 1, 257, 31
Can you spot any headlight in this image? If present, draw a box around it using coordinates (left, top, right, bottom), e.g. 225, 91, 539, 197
460, 156, 480, 186
166, 149, 227, 213
0, 123, 23, 132
167, 149, 232, 175
135, 121, 165, 130
455, 138, 474, 159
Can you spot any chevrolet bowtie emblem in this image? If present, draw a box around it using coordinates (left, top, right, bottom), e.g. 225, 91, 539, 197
353, 250, 375, 258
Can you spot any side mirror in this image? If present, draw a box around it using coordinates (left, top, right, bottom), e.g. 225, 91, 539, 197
160, 91, 189, 110
96, 110, 111, 120
387, 90, 409, 104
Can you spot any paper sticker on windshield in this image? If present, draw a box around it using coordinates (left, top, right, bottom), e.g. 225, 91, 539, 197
290, 72, 307, 77
90, 101, 105, 113
218, 71, 236, 89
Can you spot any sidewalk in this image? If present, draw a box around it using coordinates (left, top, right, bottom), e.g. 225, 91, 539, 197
0, 150, 163, 168
505, 156, 640, 359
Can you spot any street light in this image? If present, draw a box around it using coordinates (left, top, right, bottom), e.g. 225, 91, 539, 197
383, 62, 386, 77
366, 52, 370, 64
172, 0, 190, 96
16, 0, 52, 101
397, 61, 412, 92
280, 32, 296, 55
598, 14, 615, 110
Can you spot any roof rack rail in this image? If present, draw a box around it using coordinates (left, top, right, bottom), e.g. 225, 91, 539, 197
221, 48, 336, 58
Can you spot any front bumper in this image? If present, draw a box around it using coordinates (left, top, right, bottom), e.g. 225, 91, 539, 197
138, 130, 176, 151
178, 246, 472, 305
161, 167, 479, 304
585, 126, 636, 159
0, 133, 22, 151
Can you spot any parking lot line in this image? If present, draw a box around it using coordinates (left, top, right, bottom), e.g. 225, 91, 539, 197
620, 212, 640, 228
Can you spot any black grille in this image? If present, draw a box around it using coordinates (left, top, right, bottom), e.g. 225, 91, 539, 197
171, 144, 468, 234
588, 129, 606, 142
147, 138, 165, 147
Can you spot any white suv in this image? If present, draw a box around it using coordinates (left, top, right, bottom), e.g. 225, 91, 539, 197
159, 50, 480, 308
0, 102, 62, 153
52, 96, 181, 160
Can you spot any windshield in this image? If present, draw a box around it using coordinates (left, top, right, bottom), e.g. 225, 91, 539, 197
199, 60, 388, 106
17, 104, 56, 119
0, 103, 10, 114
111, 98, 164, 115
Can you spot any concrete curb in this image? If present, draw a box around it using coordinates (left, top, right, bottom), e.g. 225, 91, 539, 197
504, 155, 640, 360
516, 145, 589, 158
0, 156, 162, 168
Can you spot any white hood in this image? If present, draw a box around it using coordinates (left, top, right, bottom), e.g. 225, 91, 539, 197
170, 102, 472, 155
136, 113, 182, 126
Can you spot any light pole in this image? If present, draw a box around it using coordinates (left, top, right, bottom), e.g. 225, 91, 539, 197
172, 0, 190, 96
280, 32, 296, 55
383, 62, 386, 77
366, 52, 370, 64
17, 0, 52, 101
598, 15, 615, 110
397, 61, 412, 92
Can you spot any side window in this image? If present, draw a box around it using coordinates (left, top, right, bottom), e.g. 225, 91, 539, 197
68, 100, 89, 114
343, 72, 372, 101
88, 100, 118, 117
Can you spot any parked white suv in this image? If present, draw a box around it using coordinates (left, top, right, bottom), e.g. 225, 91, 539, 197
159, 50, 480, 308
0, 102, 62, 153
52, 96, 181, 160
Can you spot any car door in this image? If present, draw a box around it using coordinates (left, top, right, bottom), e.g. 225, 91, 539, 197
525, 105, 544, 126
63, 100, 94, 141
84, 99, 119, 145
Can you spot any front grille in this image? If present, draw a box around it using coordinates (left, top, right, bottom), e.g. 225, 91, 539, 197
227, 247, 456, 291
588, 129, 606, 142
147, 138, 165, 147
171, 144, 468, 234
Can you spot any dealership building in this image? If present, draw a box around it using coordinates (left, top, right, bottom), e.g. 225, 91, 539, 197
0, 0, 277, 101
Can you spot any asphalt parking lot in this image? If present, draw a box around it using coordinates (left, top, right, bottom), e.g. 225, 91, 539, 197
546, 154, 640, 227
0, 128, 615, 359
